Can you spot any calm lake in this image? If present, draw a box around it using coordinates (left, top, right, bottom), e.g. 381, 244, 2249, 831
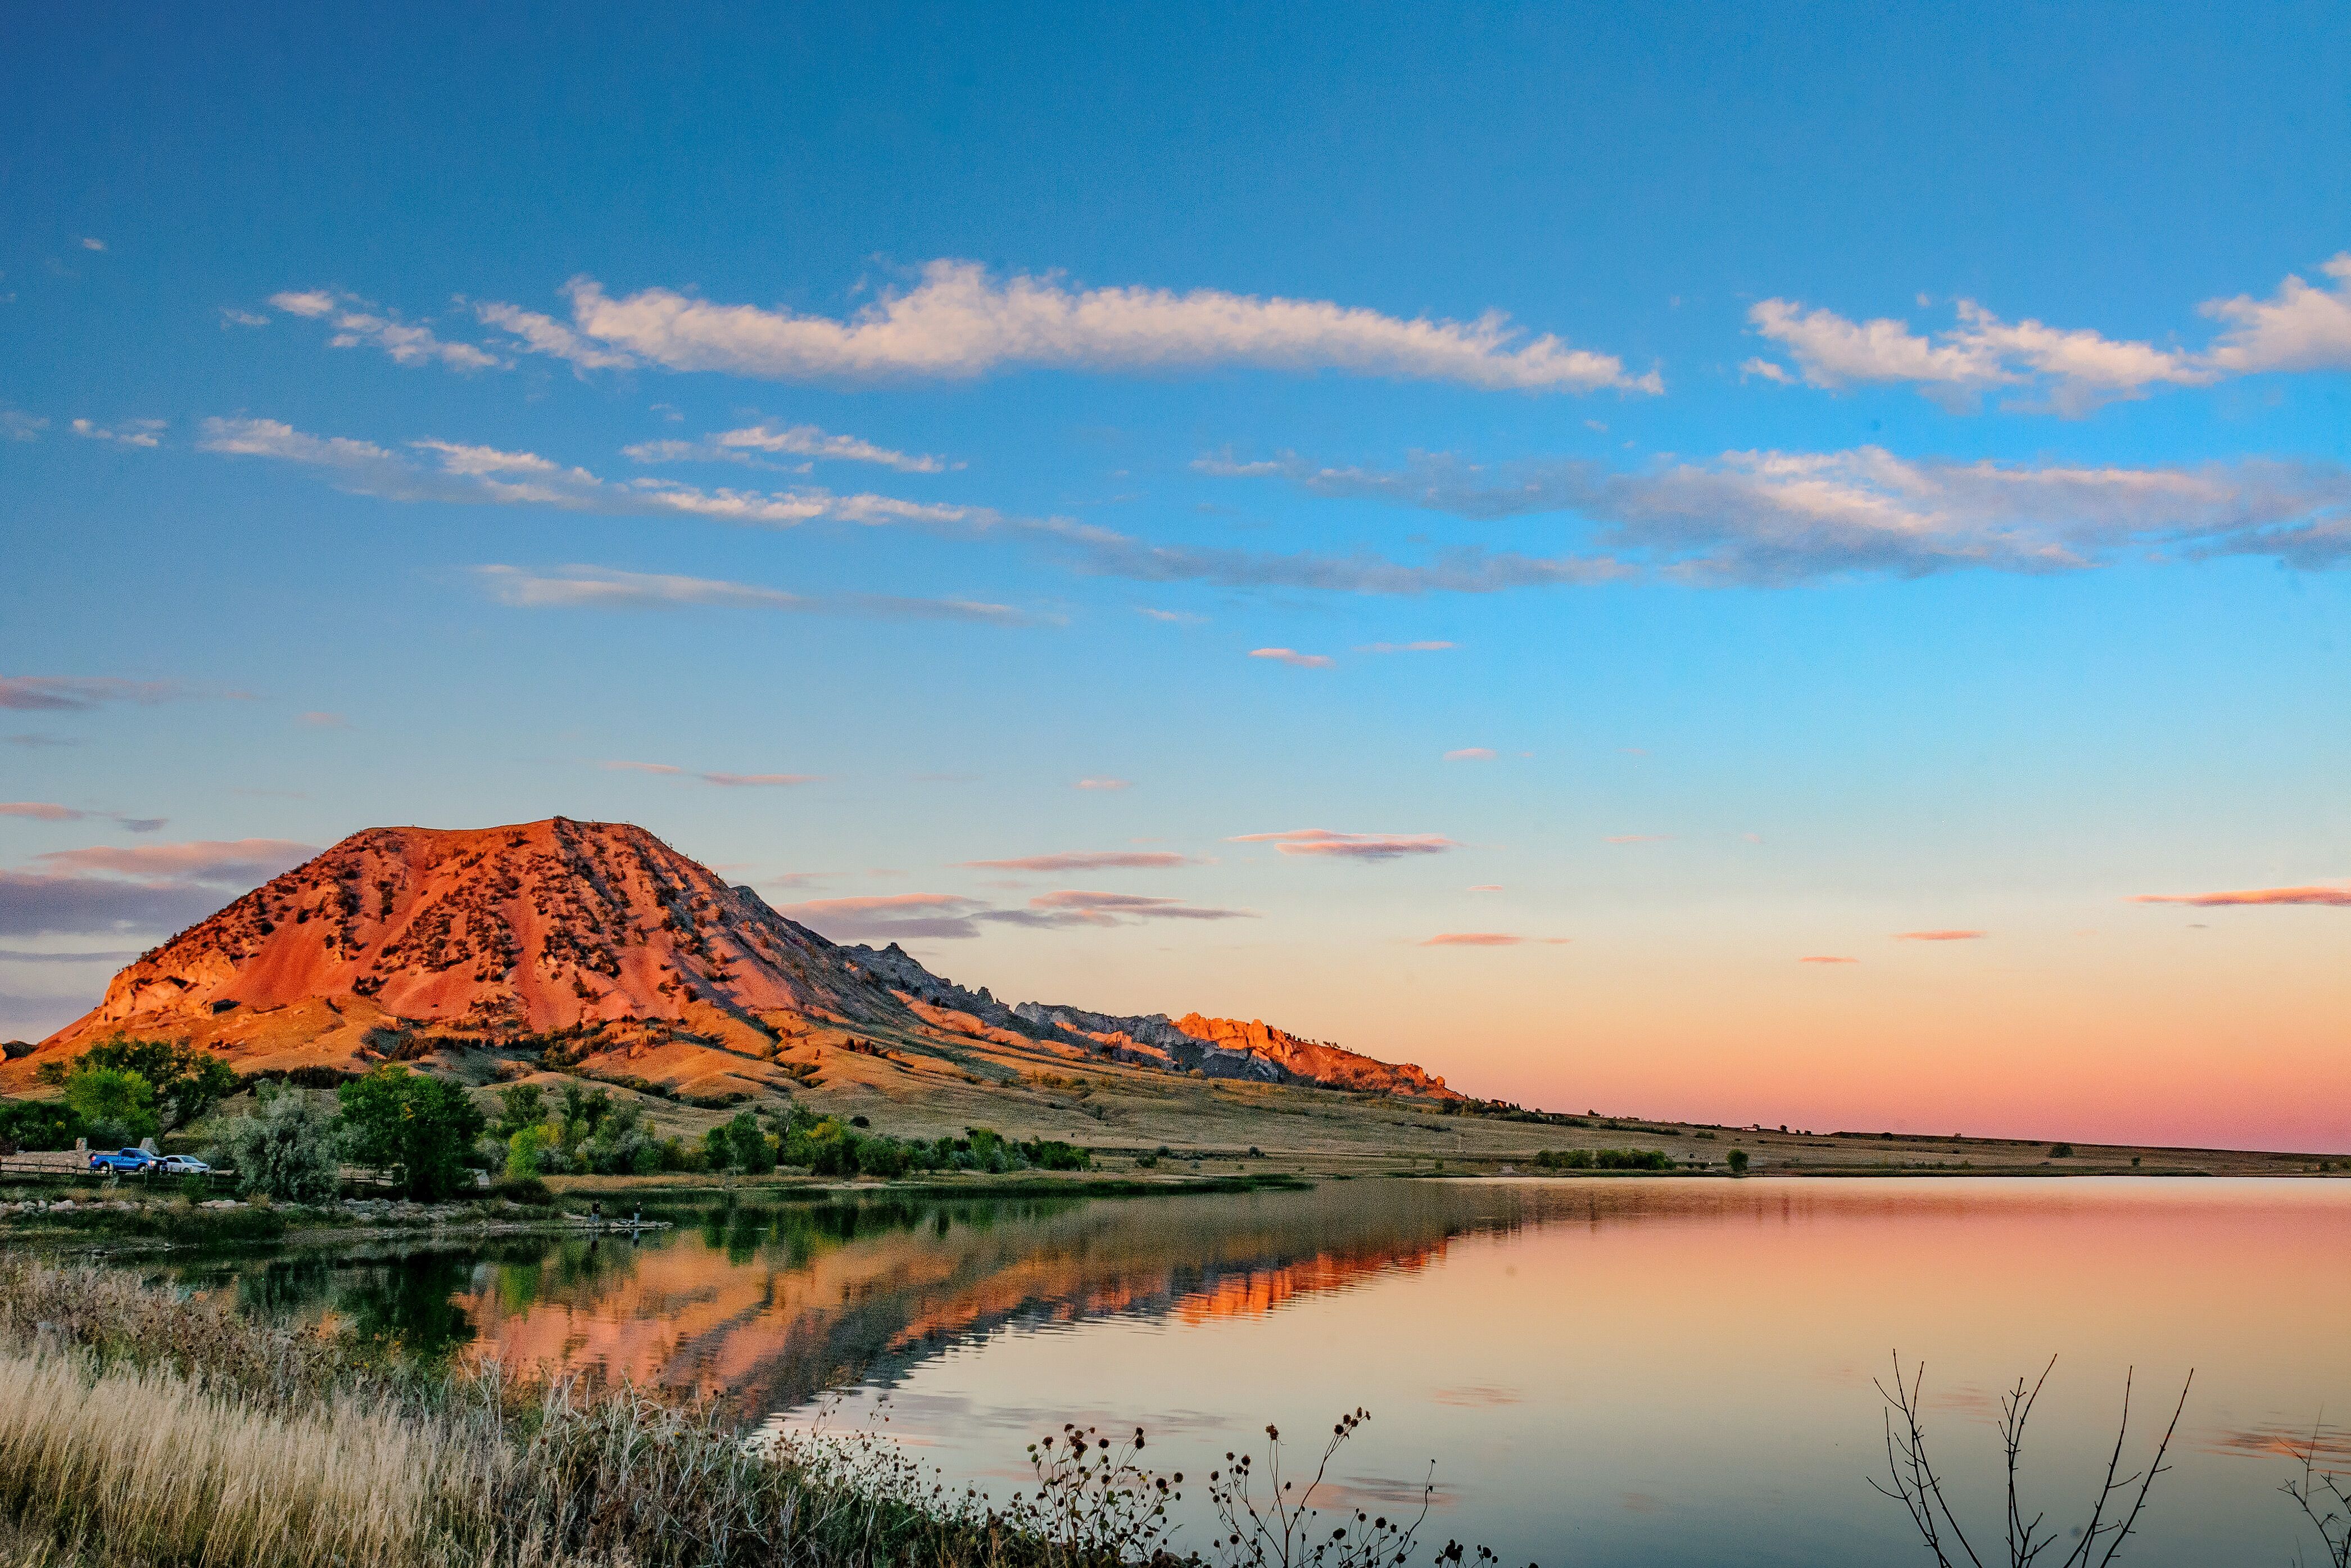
131, 1177, 2351, 1565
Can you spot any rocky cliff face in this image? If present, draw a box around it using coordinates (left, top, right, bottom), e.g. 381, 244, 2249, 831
25, 819, 1460, 1104
43, 819, 916, 1055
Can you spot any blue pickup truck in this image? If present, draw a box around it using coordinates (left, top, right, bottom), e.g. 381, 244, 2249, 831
88, 1148, 160, 1174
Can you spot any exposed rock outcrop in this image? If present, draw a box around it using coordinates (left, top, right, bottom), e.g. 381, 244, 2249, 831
18, 819, 1461, 1105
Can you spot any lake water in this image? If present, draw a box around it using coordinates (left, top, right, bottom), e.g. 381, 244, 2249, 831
134, 1177, 2351, 1565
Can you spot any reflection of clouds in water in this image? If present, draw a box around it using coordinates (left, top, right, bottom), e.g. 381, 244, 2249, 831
1620, 1490, 1666, 1515
1305, 1475, 1458, 1513
2201, 1420, 2351, 1463
1429, 1384, 1521, 1408
832, 1386, 1239, 1440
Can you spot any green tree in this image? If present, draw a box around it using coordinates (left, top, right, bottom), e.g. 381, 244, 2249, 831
336, 1066, 488, 1199
64, 1064, 159, 1144
491, 1082, 545, 1140
216, 1082, 342, 1203
726, 1109, 776, 1174
1728, 1148, 1750, 1176
506, 1123, 554, 1180
40, 1037, 238, 1130
0, 1098, 87, 1154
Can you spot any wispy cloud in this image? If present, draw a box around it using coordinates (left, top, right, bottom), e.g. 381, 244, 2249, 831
621, 421, 953, 475
2, 413, 48, 442
220, 307, 271, 328
0, 872, 226, 937
0, 677, 193, 712
1419, 932, 1568, 947
1356, 640, 1455, 653
1893, 929, 1988, 942
1201, 446, 2351, 581
0, 803, 165, 833
70, 418, 165, 447
479, 564, 1037, 626
1073, 778, 1133, 792
958, 851, 1195, 872
599, 759, 821, 787
79, 238, 105, 253
1743, 253, 2351, 414
1603, 833, 1669, 845
1467, 884, 1503, 892
0, 948, 138, 964
34, 839, 314, 885
1800, 955, 1859, 964
1443, 747, 1497, 762
773, 886, 1246, 941
297, 711, 348, 729
1248, 647, 1335, 669
770, 892, 987, 942
472, 300, 638, 372
483, 265, 1656, 392
2, 839, 315, 937
1138, 607, 1206, 624
270, 289, 501, 371
1229, 829, 1458, 860
0, 804, 83, 823
2130, 883, 2351, 908
200, 416, 1007, 537
714, 422, 951, 474
1016, 889, 1254, 926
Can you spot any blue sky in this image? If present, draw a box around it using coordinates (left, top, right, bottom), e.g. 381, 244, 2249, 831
4, 2, 2348, 1145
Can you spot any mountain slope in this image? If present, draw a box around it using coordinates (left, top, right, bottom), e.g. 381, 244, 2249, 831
15, 818, 1458, 1105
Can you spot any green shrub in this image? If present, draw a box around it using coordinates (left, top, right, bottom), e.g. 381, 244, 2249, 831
215, 1082, 342, 1204
1728, 1149, 1750, 1176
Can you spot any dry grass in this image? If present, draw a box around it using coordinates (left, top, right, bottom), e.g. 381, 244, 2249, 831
0, 1352, 464, 1566
0, 1257, 1151, 1568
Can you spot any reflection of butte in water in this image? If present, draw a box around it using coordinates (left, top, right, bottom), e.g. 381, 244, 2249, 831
455, 1185, 1544, 1412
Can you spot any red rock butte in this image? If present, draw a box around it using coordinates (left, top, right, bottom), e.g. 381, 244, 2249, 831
13, 817, 1460, 1107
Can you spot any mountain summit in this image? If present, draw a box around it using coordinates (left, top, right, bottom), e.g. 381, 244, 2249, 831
19, 818, 1457, 1106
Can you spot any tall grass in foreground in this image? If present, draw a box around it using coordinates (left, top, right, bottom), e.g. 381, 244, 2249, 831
0, 1353, 459, 1565
0, 1258, 1483, 1568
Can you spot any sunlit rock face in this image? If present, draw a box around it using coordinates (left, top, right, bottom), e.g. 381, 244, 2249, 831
20, 817, 1457, 1105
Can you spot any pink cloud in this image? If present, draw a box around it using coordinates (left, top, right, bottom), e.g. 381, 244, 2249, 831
0, 803, 164, 833
1444, 747, 1497, 762
1467, 884, 1503, 892
1800, 955, 1859, 964
2130, 884, 2351, 908
35, 839, 314, 884
771, 891, 987, 942
959, 850, 1194, 872
298, 711, 348, 728
1248, 647, 1335, 669
1229, 829, 1459, 860
1023, 889, 1252, 924
1420, 932, 1570, 947
1073, 777, 1133, 791
1893, 930, 1988, 942
1605, 833, 1670, 844
0, 803, 81, 822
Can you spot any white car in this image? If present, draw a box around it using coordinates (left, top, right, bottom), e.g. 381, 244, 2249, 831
157, 1154, 212, 1175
